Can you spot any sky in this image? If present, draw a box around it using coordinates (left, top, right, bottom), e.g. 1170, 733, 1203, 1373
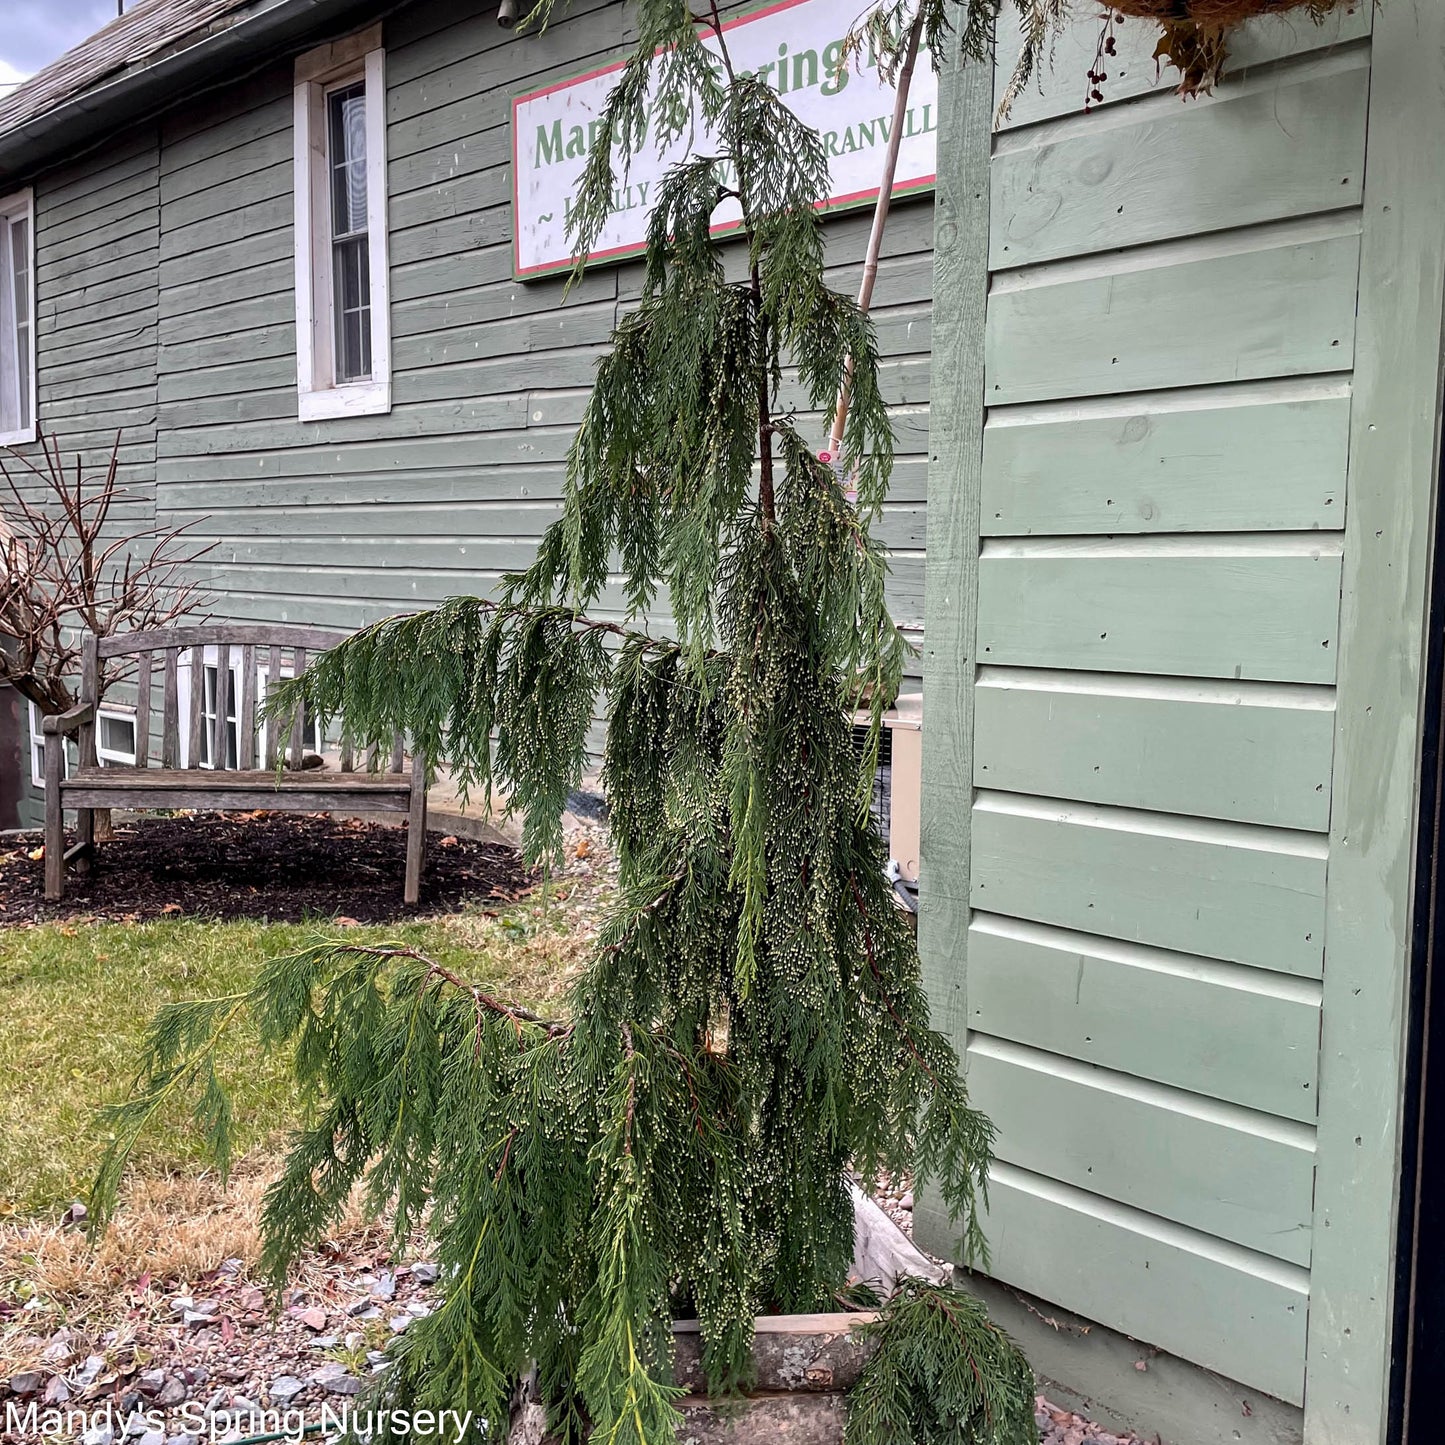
0, 0, 116, 92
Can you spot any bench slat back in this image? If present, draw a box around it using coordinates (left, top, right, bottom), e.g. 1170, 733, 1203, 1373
85, 625, 405, 775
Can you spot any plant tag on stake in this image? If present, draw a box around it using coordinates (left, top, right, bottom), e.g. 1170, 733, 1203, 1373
818, 447, 857, 505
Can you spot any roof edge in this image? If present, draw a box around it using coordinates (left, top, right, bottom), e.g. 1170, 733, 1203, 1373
0, 0, 368, 180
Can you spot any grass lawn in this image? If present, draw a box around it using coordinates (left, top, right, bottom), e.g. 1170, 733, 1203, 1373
0, 901, 593, 1219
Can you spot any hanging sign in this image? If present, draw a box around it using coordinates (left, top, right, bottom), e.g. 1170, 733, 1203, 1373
511, 0, 938, 280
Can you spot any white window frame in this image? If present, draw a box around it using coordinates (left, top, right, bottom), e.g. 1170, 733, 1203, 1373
0, 187, 36, 447
293, 28, 391, 422
96, 706, 138, 766
258, 664, 323, 761
177, 646, 241, 770
27, 701, 48, 788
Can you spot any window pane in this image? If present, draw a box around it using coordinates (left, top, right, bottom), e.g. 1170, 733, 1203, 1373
333, 234, 371, 382
328, 84, 368, 238
11, 217, 28, 430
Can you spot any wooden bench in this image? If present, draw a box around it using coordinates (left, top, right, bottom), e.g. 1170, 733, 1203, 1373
43, 624, 427, 904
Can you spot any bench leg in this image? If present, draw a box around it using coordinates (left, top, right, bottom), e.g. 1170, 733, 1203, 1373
44, 733, 64, 901
405, 752, 427, 906
73, 809, 95, 874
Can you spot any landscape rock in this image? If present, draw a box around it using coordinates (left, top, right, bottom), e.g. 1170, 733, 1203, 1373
81, 1426, 114, 1445
312, 1363, 362, 1396
156, 1377, 188, 1408
298, 1306, 328, 1331
409, 1261, 439, 1285
8, 1370, 42, 1395
137, 1432, 165, 1445
269, 1375, 305, 1404
44, 1374, 72, 1404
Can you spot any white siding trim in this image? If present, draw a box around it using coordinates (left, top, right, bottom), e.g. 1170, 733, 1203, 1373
293, 40, 391, 422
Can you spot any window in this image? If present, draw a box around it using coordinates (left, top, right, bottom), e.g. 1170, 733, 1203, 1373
200, 664, 239, 769
96, 709, 138, 766
0, 189, 35, 445
294, 28, 390, 421
28, 702, 46, 788
258, 666, 323, 760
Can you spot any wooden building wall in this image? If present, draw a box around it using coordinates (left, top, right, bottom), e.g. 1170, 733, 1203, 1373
146, 0, 933, 639
6, 0, 937, 824
916, 5, 1445, 1444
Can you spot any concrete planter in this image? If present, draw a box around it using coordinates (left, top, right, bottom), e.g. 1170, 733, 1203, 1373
507, 1186, 937, 1443
508, 1312, 878, 1445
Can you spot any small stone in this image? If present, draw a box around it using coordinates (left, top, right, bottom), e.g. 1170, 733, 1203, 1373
312, 1363, 361, 1397
8, 1370, 42, 1395
366, 1351, 389, 1368
346, 1299, 373, 1317
156, 1378, 187, 1408
76, 1356, 106, 1388
238, 1286, 266, 1313
218, 1258, 244, 1276
169, 1296, 194, 1317
389, 1316, 411, 1334
62, 1200, 88, 1228
168, 1434, 200, 1445
405, 1301, 430, 1318
370, 1271, 396, 1301
138, 1369, 166, 1396
82, 1426, 114, 1445
231, 1395, 260, 1413
42, 1334, 72, 1363
298, 1306, 328, 1331
269, 1375, 305, 1405
44, 1375, 71, 1405
307, 1335, 338, 1349
409, 1261, 439, 1285
898, 1191, 914, 1211
138, 1432, 165, 1445
124, 1413, 151, 1438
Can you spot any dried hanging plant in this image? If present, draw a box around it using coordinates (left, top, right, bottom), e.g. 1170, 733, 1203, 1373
890, 0, 1361, 116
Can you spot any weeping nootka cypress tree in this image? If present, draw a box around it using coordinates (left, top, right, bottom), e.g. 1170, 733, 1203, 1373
95, 4, 1034, 1441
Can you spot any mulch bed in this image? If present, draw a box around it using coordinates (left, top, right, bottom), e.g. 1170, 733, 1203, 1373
0, 811, 536, 925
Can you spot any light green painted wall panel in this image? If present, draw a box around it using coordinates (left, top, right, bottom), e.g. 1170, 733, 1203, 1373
981, 385, 1349, 536
993, 4, 1370, 130
986, 228, 1359, 405
972, 1164, 1309, 1406
967, 1037, 1315, 1264
970, 793, 1327, 976
991, 59, 1366, 269
976, 548, 1343, 683
972, 671, 1335, 830
967, 916, 1321, 1123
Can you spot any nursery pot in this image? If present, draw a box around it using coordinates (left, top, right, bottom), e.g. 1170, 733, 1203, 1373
507, 1311, 879, 1445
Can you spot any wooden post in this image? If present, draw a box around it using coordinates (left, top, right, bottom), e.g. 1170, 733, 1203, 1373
405, 749, 427, 905
75, 633, 97, 869
43, 729, 64, 901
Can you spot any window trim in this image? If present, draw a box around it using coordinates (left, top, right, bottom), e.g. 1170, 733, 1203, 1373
96, 707, 138, 767
0, 187, 36, 447
293, 30, 390, 422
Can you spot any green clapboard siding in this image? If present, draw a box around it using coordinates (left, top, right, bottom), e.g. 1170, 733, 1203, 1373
975, 546, 1343, 683
980, 383, 1350, 536
966, 1037, 1316, 1265
125, 3, 937, 643
969, 794, 1327, 976
972, 671, 1336, 831
986, 226, 1359, 406
990, 57, 1367, 269
953, 1165, 1310, 1405
967, 916, 1321, 1123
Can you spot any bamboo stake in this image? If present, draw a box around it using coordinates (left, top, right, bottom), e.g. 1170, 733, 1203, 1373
825, 8, 925, 474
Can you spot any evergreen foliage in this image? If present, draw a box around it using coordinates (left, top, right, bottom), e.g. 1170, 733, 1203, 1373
847, 1279, 1037, 1445
95, 4, 1033, 1441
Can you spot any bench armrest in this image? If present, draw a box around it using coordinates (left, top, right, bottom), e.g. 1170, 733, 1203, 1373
42, 702, 95, 736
